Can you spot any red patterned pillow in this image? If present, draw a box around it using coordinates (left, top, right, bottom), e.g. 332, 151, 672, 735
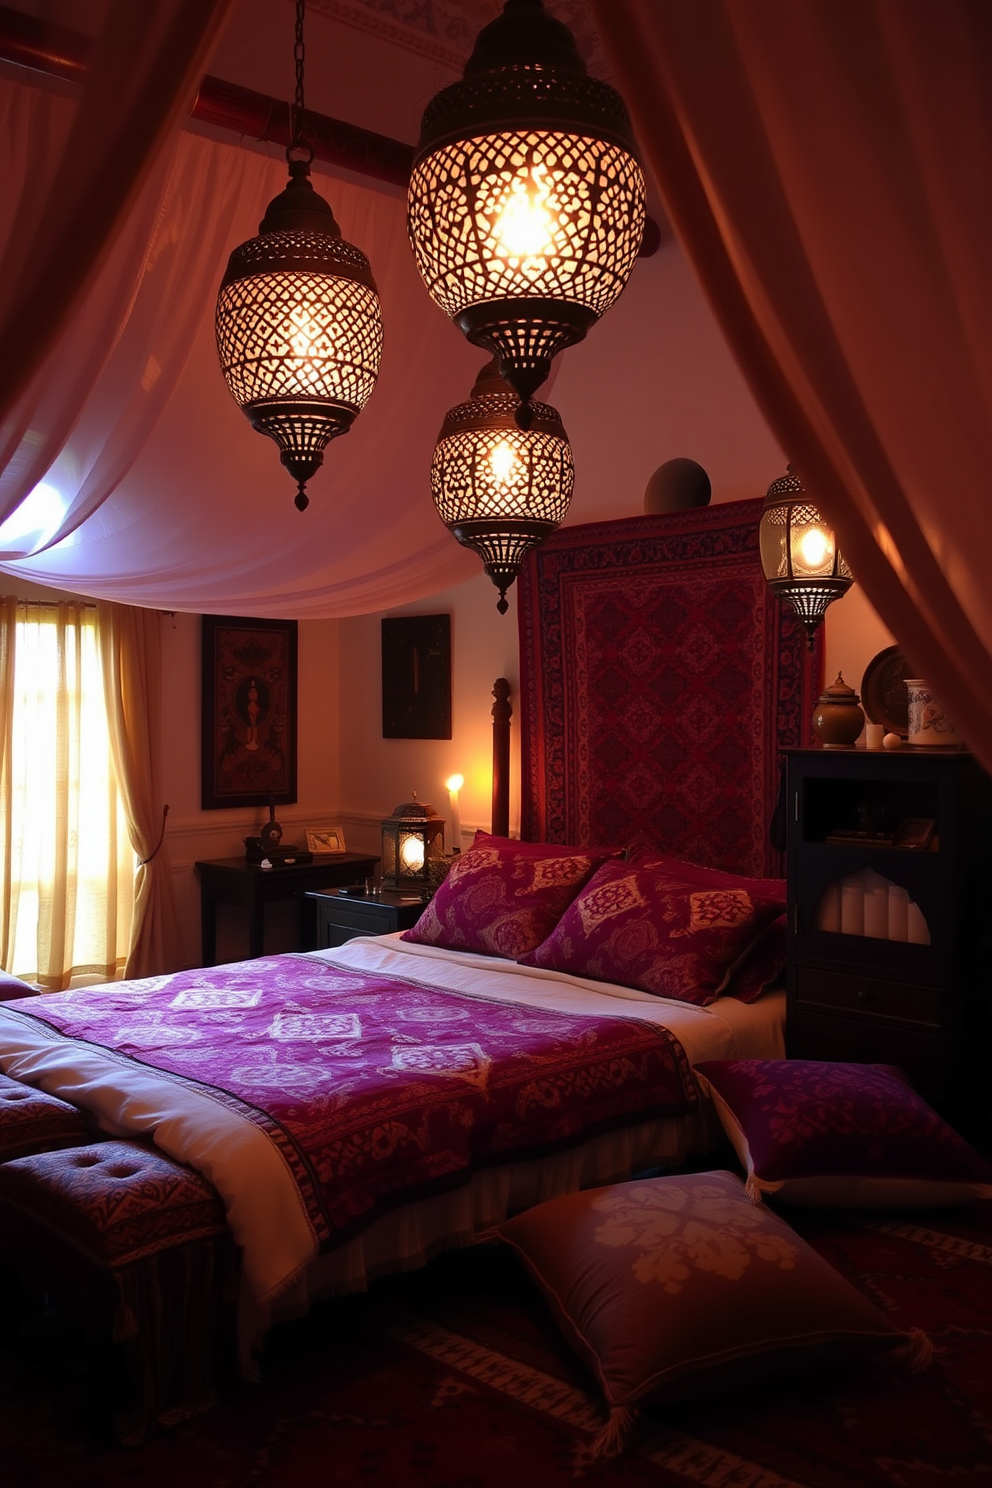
695, 1059, 992, 1207
519, 854, 787, 1005
401, 833, 619, 960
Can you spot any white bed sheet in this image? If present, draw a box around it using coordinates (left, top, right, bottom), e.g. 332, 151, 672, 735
0, 936, 785, 1341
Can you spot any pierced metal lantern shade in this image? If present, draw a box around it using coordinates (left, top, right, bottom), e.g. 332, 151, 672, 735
759, 467, 854, 649
408, 0, 646, 427
380, 794, 446, 893
432, 359, 573, 613
216, 156, 383, 510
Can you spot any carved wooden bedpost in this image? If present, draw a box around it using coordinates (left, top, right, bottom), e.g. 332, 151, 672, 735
491, 677, 512, 838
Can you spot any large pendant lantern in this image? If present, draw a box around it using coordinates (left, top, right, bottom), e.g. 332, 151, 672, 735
215, 2, 383, 510
759, 467, 854, 649
408, 0, 646, 430
432, 359, 574, 612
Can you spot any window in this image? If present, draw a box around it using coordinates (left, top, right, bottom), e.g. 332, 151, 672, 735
0, 599, 134, 988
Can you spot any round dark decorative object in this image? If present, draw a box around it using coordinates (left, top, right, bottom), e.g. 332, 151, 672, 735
644, 458, 712, 514
861, 645, 914, 738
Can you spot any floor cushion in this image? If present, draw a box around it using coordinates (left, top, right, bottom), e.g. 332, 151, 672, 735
695, 1058, 992, 1207
488, 1169, 929, 1456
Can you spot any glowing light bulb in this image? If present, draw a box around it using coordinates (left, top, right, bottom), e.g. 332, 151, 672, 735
797, 525, 832, 570
400, 835, 425, 870
288, 304, 322, 358
489, 442, 518, 483
494, 165, 555, 259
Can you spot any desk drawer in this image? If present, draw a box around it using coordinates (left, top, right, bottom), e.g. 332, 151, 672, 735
794, 968, 942, 1028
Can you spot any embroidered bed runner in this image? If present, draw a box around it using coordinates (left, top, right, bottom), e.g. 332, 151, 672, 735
12, 954, 697, 1248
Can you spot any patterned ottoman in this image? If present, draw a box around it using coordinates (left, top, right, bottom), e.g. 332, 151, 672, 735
0, 1071, 91, 1162
0, 1140, 233, 1444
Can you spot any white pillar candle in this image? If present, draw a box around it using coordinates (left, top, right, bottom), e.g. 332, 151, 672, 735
445, 773, 464, 853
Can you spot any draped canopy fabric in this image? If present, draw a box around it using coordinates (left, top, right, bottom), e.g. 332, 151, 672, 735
591, 0, 992, 770
0, 75, 479, 616
2, 0, 992, 778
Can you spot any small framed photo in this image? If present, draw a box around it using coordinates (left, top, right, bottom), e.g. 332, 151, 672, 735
306, 827, 347, 856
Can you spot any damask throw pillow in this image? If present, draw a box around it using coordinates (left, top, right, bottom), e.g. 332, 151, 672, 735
695, 1059, 992, 1208
400, 832, 619, 960
519, 854, 787, 1004
489, 1169, 928, 1457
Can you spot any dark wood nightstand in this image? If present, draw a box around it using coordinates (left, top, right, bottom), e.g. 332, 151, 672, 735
195, 854, 379, 963
784, 747, 992, 1150
306, 888, 426, 948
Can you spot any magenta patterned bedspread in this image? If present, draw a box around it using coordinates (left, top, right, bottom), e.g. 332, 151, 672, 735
9, 954, 698, 1248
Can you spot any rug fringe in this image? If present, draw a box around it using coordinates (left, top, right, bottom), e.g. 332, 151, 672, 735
892, 1327, 933, 1374
589, 1405, 637, 1458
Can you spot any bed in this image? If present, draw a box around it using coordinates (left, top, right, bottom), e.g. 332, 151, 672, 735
0, 918, 785, 1337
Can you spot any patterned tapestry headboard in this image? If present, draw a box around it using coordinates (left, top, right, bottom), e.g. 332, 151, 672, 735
517, 499, 822, 877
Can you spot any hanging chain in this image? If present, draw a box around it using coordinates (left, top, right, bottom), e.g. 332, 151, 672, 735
290, 0, 307, 151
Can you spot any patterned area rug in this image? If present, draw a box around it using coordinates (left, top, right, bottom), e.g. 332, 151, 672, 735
5, 1199, 991, 1487
517, 503, 822, 877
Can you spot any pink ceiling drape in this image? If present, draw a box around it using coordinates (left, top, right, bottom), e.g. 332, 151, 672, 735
0, 0, 235, 444
592, 0, 992, 771
0, 75, 479, 613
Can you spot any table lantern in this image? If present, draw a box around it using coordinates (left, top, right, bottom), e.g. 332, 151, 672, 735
380, 793, 446, 892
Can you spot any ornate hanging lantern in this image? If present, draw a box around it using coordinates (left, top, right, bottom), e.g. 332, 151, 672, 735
407, 0, 646, 430
431, 359, 573, 612
215, 0, 383, 510
759, 467, 854, 649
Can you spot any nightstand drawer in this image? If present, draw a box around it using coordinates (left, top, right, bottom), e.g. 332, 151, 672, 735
794, 967, 942, 1028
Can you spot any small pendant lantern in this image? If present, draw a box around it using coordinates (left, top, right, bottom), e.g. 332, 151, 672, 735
215, 0, 383, 510
431, 358, 573, 612
759, 466, 853, 649
380, 793, 446, 893
407, 0, 646, 430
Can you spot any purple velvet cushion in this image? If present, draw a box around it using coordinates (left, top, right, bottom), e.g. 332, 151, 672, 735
695, 1059, 992, 1208
0, 971, 41, 1000
0, 1073, 90, 1162
520, 854, 787, 1005
401, 832, 619, 959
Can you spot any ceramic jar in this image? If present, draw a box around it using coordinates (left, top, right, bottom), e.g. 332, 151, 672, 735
905, 679, 959, 747
812, 673, 865, 749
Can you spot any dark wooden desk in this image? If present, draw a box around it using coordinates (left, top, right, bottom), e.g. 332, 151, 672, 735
195, 855, 379, 965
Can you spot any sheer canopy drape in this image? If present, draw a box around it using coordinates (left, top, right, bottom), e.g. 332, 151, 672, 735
592, 0, 992, 771
0, 0, 234, 438
0, 78, 478, 613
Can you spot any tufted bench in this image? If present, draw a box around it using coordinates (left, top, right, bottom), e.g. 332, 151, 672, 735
0, 1071, 92, 1163
0, 1139, 233, 1444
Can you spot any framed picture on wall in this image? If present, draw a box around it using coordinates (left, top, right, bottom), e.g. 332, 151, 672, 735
381, 614, 452, 739
201, 615, 298, 810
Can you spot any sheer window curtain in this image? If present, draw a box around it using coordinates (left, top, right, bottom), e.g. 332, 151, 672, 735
592, 0, 992, 772
0, 600, 133, 988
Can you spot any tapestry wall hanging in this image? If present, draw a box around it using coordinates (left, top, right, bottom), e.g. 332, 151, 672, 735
201, 615, 298, 810
381, 614, 452, 739
517, 500, 822, 877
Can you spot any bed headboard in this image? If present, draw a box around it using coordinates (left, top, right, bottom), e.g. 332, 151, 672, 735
517, 499, 822, 877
